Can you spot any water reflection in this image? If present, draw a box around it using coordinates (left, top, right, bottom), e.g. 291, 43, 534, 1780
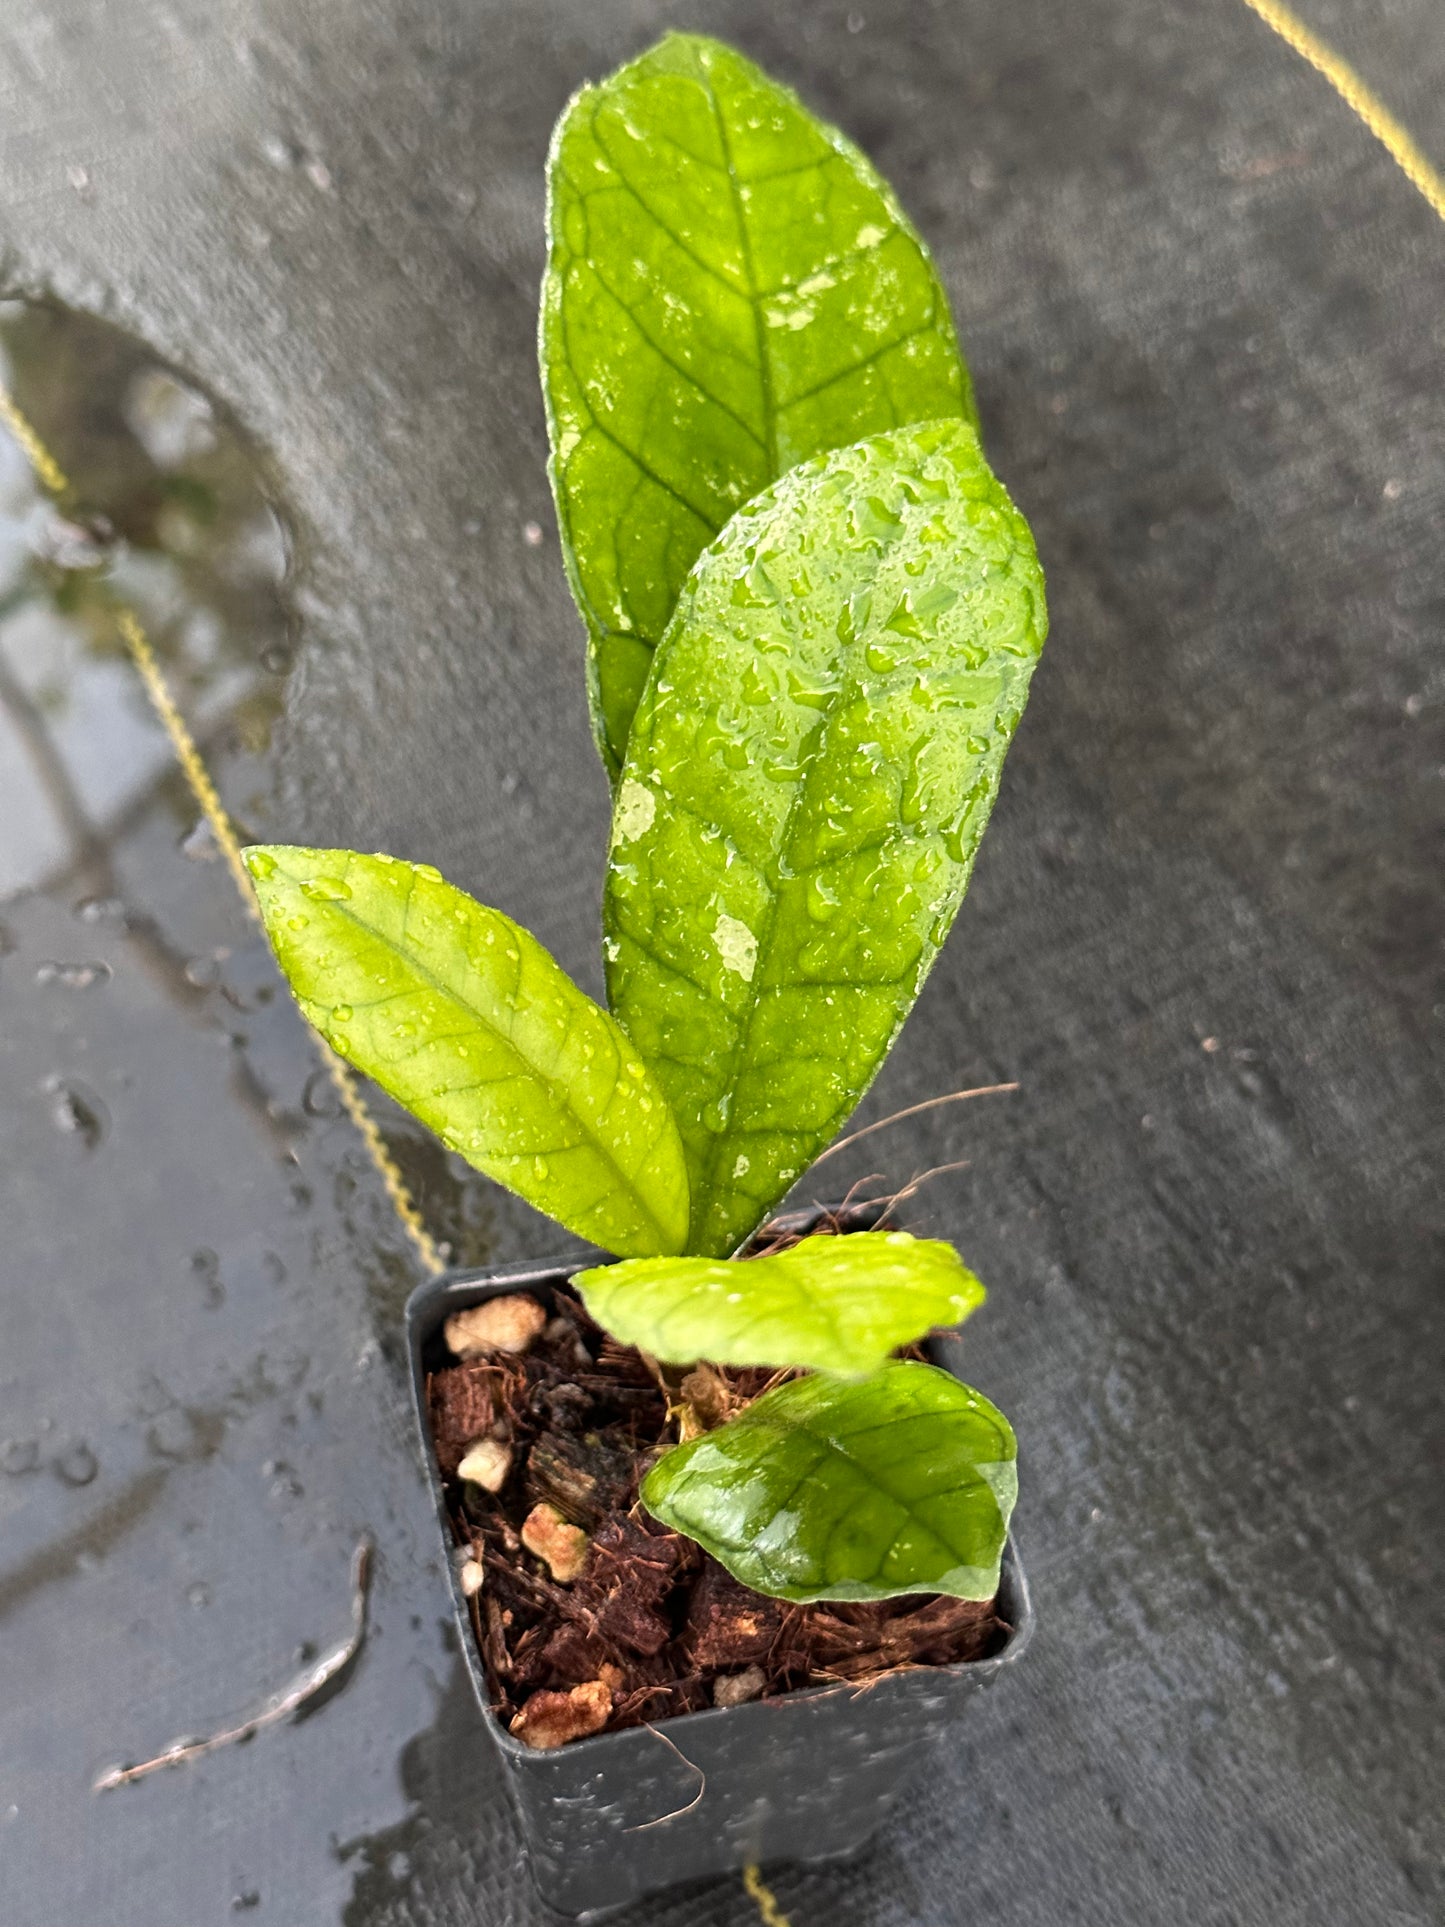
0, 299, 497, 1267
0, 298, 293, 899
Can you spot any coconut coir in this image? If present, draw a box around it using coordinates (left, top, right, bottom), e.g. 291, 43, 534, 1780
426, 1290, 1008, 1746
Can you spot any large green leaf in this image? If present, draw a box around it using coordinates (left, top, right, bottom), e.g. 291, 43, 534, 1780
242, 846, 688, 1258
573, 1229, 983, 1375
605, 419, 1047, 1257
541, 31, 975, 778
642, 1361, 1016, 1602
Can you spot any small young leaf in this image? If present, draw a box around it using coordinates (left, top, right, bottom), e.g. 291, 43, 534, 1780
574, 1230, 983, 1375
642, 1361, 1016, 1602
542, 31, 975, 777
605, 419, 1047, 1257
242, 845, 689, 1258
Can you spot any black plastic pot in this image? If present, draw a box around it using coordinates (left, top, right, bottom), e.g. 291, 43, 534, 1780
404, 1208, 1034, 1918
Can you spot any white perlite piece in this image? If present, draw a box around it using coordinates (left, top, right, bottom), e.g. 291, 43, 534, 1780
444, 1293, 547, 1358
713, 1664, 767, 1707
456, 1437, 512, 1492
459, 1558, 485, 1598
521, 1501, 590, 1583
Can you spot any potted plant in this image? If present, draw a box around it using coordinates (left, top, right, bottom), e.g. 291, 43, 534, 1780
245, 33, 1047, 1918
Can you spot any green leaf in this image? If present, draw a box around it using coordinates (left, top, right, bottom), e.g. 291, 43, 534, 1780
541, 30, 975, 778
642, 1360, 1016, 1602
574, 1229, 983, 1375
605, 419, 1047, 1257
242, 845, 689, 1258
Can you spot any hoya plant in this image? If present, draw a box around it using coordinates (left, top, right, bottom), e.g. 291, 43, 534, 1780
246, 33, 1046, 1610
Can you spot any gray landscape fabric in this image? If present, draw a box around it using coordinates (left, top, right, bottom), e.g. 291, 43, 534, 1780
0, 3, 1440, 1924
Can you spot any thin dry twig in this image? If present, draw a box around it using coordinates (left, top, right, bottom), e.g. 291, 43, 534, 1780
624, 1721, 708, 1830
811, 1081, 1019, 1166
795, 1159, 974, 1233
873, 1157, 975, 1209
838, 1172, 890, 1214
94, 1539, 372, 1791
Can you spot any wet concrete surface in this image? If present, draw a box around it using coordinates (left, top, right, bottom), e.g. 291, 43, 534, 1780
0, 2, 1442, 1923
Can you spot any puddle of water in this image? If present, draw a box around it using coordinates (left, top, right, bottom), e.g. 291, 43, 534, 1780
338, 1655, 523, 1927
0, 297, 499, 1271
0, 298, 294, 900
0, 297, 506, 1927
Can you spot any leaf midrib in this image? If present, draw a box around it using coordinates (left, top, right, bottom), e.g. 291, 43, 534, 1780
683, 1412, 974, 1587
684, 503, 901, 1246
781, 1401, 999, 1579
707, 64, 778, 476
301, 868, 678, 1251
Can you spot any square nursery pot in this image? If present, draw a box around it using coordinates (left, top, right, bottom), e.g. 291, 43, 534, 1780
405, 1205, 1034, 1918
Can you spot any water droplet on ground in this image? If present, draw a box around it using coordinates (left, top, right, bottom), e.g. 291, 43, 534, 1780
73, 897, 124, 927
264, 1459, 303, 1500
190, 1248, 225, 1307
302, 1068, 342, 1118
1, 1438, 41, 1476
41, 1075, 108, 1148
53, 1440, 99, 1487
34, 959, 111, 988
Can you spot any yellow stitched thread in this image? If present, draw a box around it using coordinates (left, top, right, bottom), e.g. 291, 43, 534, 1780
0, 385, 71, 495
117, 610, 447, 1276
743, 1865, 793, 1927
1236, 0, 1445, 221
0, 383, 444, 1278
114, 606, 264, 915
321, 1042, 446, 1274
